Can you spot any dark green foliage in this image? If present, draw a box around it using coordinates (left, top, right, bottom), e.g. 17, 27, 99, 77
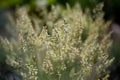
103, 0, 120, 23
0, 0, 33, 8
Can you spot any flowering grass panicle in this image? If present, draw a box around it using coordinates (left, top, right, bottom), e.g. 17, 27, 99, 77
1, 4, 113, 80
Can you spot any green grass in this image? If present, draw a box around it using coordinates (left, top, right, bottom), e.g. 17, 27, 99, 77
1, 4, 113, 80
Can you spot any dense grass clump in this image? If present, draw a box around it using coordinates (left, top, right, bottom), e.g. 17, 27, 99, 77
1, 4, 113, 80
